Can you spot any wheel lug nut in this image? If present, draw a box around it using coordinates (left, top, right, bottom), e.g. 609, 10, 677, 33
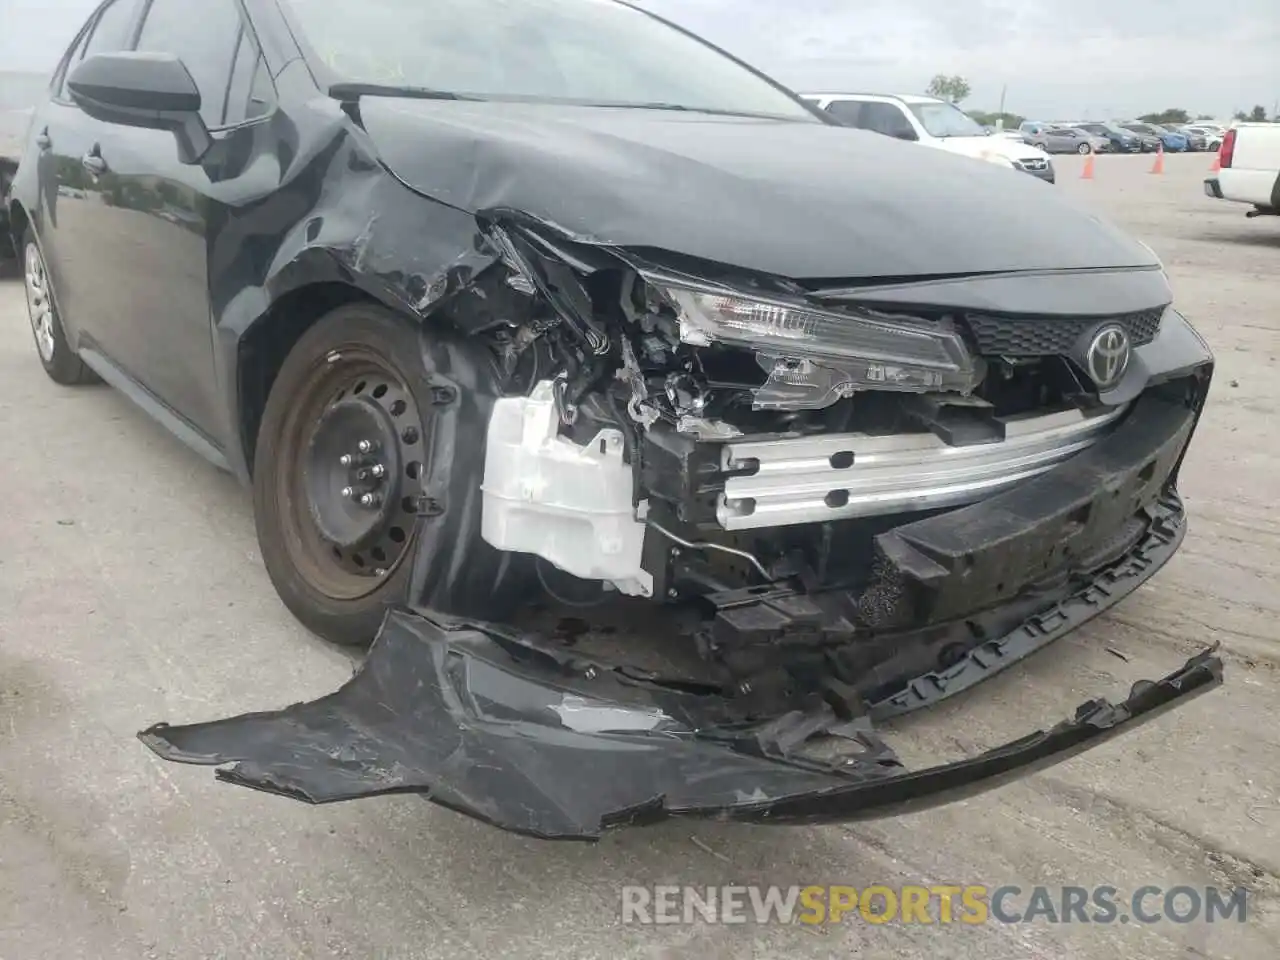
339, 454, 352, 466
360, 492, 380, 507
357, 439, 373, 453
340, 486, 354, 498
370, 464, 385, 478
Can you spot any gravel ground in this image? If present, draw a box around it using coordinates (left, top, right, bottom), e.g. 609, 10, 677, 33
1, 151, 1277, 960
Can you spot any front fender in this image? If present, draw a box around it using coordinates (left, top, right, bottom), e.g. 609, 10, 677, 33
211, 141, 498, 482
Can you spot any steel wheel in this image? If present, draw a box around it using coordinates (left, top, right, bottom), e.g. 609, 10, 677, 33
23, 241, 56, 362
273, 348, 427, 601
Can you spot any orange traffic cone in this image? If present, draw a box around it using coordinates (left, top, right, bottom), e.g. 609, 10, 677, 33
1081, 151, 1095, 179
1150, 142, 1165, 175
1209, 150, 1221, 173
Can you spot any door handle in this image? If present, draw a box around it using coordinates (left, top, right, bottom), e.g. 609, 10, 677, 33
35, 127, 51, 150
81, 152, 107, 176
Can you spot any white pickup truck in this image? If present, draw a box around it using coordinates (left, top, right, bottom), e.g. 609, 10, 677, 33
1204, 122, 1280, 217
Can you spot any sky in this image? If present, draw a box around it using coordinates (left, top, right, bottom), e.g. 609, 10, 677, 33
0, 0, 1275, 119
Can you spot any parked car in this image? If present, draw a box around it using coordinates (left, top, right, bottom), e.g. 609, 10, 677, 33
1175, 127, 1209, 151
1119, 122, 1188, 152
806, 93, 1055, 181
0, 108, 33, 259
1204, 123, 1280, 217
1184, 125, 1225, 151
10, 0, 1221, 838
1076, 122, 1143, 153
992, 128, 1035, 146
1033, 126, 1110, 154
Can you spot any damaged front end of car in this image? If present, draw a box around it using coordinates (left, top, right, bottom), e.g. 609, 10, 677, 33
143, 209, 1222, 838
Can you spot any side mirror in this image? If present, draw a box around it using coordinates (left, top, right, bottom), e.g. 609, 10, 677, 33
67, 52, 212, 164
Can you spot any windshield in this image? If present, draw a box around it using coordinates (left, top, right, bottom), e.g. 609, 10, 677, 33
907, 101, 986, 138
281, 0, 816, 120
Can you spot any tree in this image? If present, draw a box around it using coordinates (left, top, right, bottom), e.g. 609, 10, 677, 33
1138, 108, 1189, 125
926, 74, 971, 104
1248, 104, 1268, 121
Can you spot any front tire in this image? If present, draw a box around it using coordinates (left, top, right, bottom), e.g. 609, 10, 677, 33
253, 304, 438, 646
22, 230, 95, 385
1077, 143, 1091, 154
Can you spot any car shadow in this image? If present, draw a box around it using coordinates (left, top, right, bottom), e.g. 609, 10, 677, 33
1199, 227, 1280, 249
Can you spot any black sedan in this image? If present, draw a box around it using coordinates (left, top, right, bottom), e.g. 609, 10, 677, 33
8, 0, 1221, 838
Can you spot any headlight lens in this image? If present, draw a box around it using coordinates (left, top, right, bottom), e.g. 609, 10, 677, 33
656, 283, 982, 409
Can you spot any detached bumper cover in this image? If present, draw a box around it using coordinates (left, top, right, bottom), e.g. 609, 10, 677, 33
139, 599, 1221, 839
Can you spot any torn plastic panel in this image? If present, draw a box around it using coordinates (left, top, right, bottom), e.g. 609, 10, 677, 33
138, 604, 1223, 840
703, 491, 1188, 713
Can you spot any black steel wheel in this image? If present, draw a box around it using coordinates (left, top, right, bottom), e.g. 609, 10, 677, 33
253, 304, 435, 646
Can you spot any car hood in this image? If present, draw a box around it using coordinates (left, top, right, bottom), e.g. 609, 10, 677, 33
930, 134, 1045, 163
359, 99, 1158, 281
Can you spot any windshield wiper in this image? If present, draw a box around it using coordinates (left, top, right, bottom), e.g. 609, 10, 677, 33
586, 102, 799, 120
328, 82, 484, 103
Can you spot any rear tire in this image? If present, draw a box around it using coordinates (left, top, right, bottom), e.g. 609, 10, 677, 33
1077, 143, 1091, 155
22, 230, 96, 386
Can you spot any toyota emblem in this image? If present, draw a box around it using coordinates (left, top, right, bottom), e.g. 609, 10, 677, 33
1085, 324, 1131, 388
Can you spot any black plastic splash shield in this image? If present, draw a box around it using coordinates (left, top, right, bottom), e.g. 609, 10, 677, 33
139, 606, 1222, 840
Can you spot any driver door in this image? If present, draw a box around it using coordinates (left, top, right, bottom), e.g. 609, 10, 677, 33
65, 0, 273, 444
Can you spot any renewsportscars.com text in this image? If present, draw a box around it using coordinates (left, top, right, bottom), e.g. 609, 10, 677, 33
620, 884, 1249, 926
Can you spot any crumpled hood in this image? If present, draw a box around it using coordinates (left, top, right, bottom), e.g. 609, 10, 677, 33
357, 99, 1158, 281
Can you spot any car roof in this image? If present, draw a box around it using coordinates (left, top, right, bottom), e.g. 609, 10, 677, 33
799, 93, 940, 105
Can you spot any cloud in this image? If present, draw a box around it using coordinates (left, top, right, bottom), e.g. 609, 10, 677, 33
1, 0, 1274, 118
0, 0, 99, 73
635, 0, 1279, 118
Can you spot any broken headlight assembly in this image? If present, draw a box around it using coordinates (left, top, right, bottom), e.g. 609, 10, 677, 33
656, 281, 983, 409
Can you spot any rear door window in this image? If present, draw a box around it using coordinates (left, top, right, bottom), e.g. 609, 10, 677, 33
823, 100, 864, 125
860, 102, 916, 139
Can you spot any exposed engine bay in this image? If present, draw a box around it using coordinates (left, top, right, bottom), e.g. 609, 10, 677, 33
434, 220, 1201, 686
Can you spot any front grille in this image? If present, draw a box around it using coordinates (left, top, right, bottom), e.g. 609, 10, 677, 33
962, 308, 1163, 357
1017, 158, 1048, 171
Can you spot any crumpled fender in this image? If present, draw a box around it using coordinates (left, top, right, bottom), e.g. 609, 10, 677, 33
138, 607, 1222, 840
